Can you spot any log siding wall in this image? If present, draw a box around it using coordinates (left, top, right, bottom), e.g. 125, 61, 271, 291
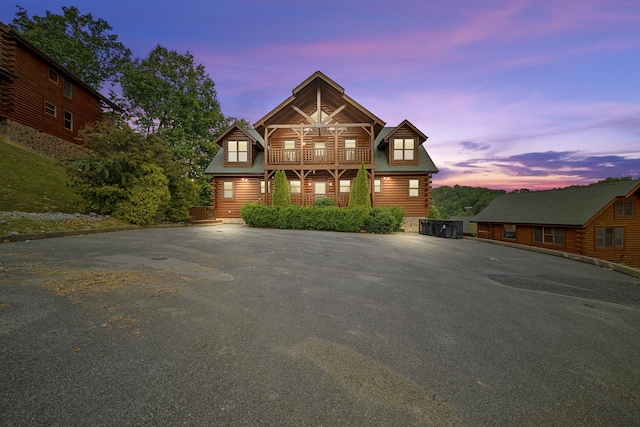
0, 28, 104, 147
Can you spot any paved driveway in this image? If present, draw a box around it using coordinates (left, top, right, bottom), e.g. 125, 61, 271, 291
1, 225, 639, 426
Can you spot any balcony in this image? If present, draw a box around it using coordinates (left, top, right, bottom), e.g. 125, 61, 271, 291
268, 148, 370, 166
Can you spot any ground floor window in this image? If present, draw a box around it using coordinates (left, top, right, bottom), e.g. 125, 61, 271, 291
408, 179, 419, 197
290, 180, 301, 194
533, 226, 564, 245
374, 179, 381, 193
503, 224, 516, 239
595, 227, 624, 248
340, 179, 351, 193
222, 181, 233, 199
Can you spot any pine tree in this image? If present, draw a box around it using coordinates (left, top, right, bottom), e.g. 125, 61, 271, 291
272, 170, 291, 208
348, 163, 372, 210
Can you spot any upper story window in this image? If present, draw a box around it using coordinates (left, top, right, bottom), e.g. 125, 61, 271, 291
615, 200, 634, 217
48, 68, 59, 84
64, 110, 73, 130
45, 101, 57, 117
393, 138, 414, 161
284, 140, 297, 162
64, 79, 73, 99
344, 139, 356, 161
227, 140, 248, 162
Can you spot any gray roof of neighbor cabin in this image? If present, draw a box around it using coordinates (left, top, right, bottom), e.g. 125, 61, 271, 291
472, 179, 640, 226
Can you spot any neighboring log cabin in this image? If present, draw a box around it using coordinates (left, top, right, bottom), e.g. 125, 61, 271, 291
472, 179, 640, 269
0, 22, 117, 158
204, 71, 438, 229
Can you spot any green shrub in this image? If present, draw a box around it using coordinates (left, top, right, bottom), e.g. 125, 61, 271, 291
386, 205, 406, 231
114, 164, 171, 225
241, 203, 277, 227
314, 197, 336, 207
240, 203, 368, 232
363, 207, 397, 234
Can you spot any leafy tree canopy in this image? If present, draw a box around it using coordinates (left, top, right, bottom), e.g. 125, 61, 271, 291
118, 45, 228, 203
11, 5, 131, 90
431, 185, 505, 219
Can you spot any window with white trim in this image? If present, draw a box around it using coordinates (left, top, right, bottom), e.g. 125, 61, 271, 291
374, 179, 381, 193
45, 101, 56, 117
596, 227, 624, 248
223, 181, 234, 198
290, 180, 301, 194
227, 140, 248, 162
393, 138, 415, 161
64, 110, 73, 130
284, 140, 296, 162
408, 179, 419, 197
345, 139, 356, 161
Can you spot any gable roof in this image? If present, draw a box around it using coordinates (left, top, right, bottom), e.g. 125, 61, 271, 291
252, 71, 386, 136
472, 179, 640, 226
214, 122, 264, 149
377, 119, 428, 148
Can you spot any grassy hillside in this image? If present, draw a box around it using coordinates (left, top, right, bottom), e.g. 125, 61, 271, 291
0, 138, 85, 213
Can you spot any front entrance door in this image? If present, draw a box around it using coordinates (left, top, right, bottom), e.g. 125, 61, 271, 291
314, 182, 326, 199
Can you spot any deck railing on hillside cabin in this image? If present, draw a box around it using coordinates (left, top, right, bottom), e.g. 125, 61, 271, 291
268, 148, 370, 165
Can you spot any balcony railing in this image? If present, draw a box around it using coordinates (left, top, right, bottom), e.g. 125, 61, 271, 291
268, 148, 370, 165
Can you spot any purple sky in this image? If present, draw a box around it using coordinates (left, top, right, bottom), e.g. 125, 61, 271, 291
3, 0, 639, 190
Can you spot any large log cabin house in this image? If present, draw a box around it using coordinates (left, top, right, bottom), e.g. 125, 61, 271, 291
205, 71, 438, 229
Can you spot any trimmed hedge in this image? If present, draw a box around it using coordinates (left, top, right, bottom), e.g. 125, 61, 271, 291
241, 203, 405, 234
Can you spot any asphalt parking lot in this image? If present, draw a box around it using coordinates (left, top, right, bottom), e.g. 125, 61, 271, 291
1, 225, 639, 426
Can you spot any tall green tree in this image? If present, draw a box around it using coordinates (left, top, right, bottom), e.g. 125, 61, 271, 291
11, 5, 131, 90
271, 170, 291, 208
118, 45, 227, 204
348, 163, 372, 210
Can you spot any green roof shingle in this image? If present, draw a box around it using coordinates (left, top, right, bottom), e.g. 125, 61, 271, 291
473, 179, 640, 226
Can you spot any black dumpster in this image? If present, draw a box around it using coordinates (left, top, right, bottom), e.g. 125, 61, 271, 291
421, 219, 463, 239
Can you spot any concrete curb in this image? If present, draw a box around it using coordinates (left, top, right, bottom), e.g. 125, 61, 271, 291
465, 236, 640, 279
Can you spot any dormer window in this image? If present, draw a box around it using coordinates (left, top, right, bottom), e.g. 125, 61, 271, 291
227, 140, 248, 162
393, 138, 414, 161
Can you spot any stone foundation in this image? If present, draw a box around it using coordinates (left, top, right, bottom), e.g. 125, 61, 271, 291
0, 119, 88, 159
401, 217, 424, 233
